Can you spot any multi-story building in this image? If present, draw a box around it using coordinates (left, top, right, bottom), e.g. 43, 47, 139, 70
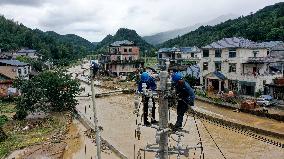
157, 46, 201, 69
200, 37, 283, 96
99, 40, 144, 76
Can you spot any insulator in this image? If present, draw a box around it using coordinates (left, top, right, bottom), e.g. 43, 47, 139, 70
155, 133, 160, 144
142, 83, 147, 95
154, 153, 160, 159
134, 95, 139, 109
148, 98, 153, 109
167, 78, 171, 90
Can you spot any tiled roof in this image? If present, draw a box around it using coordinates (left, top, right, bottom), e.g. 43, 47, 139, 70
110, 40, 134, 46
258, 41, 284, 50
0, 60, 29, 66
17, 49, 37, 53
158, 46, 200, 53
202, 37, 265, 49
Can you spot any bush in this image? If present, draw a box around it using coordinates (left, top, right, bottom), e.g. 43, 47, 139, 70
0, 115, 8, 126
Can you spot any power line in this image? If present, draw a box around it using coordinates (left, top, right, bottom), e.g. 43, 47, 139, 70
200, 119, 227, 159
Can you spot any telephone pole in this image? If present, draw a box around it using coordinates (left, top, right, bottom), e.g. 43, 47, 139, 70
158, 70, 169, 159
90, 62, 101, 159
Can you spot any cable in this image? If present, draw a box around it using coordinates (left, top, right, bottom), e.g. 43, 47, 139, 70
192, 113, 204, 159
200, 119, 227, 159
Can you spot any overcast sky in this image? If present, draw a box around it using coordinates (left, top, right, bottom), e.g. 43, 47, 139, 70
0, 0, 282, 42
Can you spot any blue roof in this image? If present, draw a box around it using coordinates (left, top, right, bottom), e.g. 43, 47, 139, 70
17, 49, 37, 53
158, 46, 200, 53
213, 71, 226, 80
0, 60, 29, 66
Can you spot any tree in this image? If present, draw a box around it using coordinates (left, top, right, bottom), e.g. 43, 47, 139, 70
0, 115, 8, 142
13, 70, 80, 120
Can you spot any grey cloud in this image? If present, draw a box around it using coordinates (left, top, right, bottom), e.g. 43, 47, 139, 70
39, 10, 100, 29
0, 0, 47, 6
74, 28, 103, 33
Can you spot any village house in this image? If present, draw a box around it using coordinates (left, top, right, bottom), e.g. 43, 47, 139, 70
0, 60, 30, 96
200, 37, 284, 96
0, 49, 13, 60
99, 40, 144, 76
157, 46, 201, 69
13, 48, 41, 60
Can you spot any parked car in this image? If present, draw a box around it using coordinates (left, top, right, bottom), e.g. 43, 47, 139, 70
256, 95, 277, 106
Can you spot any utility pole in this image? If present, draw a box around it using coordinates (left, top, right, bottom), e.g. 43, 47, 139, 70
90, 61, 102, 159
158, 70, 169, 159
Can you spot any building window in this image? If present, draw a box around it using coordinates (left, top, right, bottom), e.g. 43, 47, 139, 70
253, 50, 258, 57
203, 50, 209, 57
215, 49, 222, 57
191, 53, 194, 57
203, 62, 208, 70
124, 48, 127, 52
18, 69, 21, 75
229, 63, 236, 72
129, 56, 132, 61
24, 68, 27, 74
129, 48, 132, 52
158, 53, 162, 59
177, 54, 181, 59
215, 62, 221, 71
267, 50, 270, 56
229, 49, 236, 58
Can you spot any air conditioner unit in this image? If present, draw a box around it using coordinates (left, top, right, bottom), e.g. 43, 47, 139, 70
223, 59, 229, 62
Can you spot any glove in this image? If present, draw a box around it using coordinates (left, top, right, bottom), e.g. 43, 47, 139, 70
189, 101, 194, 106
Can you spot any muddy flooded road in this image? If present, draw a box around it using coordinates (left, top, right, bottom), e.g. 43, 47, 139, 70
76, 91, 284, 159
70, 62, 284, 159
195, 100, 284, 135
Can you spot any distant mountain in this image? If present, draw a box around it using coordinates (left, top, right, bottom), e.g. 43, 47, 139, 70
45, 31, 96, 51
96, 28, 155, 53
143, 14, 239, 45
160, 2, 284, 48
92, 42, 99, 46
0, 16, 95, 65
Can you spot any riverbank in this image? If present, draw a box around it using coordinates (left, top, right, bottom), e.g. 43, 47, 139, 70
1, 112, 69, 158
196, 95, 284, 121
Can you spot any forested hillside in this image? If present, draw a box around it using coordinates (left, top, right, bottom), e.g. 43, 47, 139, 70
0, 16, 95, 65
95, 28, 156, 55
160, 2, 284, 48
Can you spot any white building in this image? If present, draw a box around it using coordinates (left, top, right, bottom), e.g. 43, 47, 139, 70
157, 46, 201, 69
200, 37, 284, 96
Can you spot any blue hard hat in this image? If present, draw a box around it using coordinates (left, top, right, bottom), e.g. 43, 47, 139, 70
141, 72, 150, 82
172, 72, 183, 82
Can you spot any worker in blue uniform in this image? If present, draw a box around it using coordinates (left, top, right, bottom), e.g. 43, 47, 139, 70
171, 72, 195, 129
137, 72, 157, 126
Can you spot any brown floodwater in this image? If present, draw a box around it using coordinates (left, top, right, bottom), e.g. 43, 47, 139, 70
194, 100, 284, 136
75, 90, 284, 159
69, 62, 284, 159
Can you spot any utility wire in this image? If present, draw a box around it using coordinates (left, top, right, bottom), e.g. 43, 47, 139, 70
200, 119, 227, 159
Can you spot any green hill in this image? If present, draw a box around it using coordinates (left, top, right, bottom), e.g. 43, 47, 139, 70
160, 2, 284, 48
96, 28, 156, 54
0, 16, 95, 65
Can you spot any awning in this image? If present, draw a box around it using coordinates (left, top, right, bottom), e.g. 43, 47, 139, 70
205, 71, 226, 80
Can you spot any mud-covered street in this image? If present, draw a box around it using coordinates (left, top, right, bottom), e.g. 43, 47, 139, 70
67, 62, 284, 159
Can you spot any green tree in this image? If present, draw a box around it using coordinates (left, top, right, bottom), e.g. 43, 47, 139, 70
0, 115, 8, 142
13, 70, 80, 120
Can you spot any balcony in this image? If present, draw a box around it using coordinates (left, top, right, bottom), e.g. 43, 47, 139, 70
104, 59, 144, 65
245, 56, 278, 64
